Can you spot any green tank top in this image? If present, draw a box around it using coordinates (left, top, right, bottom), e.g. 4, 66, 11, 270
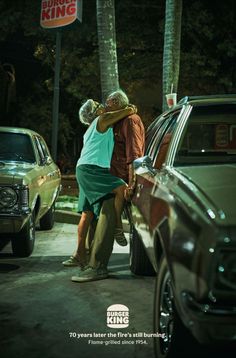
77, 117, 114, 168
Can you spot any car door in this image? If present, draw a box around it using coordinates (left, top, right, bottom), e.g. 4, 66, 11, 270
34, 135, 60, 217
132, 111, 180, 259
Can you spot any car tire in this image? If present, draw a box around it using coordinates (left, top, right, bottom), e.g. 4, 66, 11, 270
11, 210, 35, 257
154, 256, 200, 358
39, 204, 55, 230
129, 225, 155, 276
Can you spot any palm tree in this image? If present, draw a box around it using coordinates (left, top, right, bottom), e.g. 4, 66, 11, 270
96, 0, 119, 102
162, 0, 183, 111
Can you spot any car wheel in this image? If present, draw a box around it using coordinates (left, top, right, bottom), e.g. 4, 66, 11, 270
11, 210, 35, 257
129, 225, 155, 276
154, 257, 199, 358
39, 204, 55, 230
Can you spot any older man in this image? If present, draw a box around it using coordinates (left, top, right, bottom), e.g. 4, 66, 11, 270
69, 89, 145, 282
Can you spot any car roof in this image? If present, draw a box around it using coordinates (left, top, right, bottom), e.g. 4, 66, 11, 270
0, 126, 41, 137
177, 94, 236, 106
147, 94, 236, 133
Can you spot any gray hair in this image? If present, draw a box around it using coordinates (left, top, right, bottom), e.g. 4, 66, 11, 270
79, 99, 98, 125
106, 89, 129, 108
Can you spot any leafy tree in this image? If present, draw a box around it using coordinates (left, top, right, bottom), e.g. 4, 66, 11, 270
1, 0, 236, 165
115, 0, 164, 118
180, 0, 236, 96
0, 0, 99, 164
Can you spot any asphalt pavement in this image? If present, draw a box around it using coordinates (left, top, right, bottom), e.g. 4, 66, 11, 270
0, 219, 156, 358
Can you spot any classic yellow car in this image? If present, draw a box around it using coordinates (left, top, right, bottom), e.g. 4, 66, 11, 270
0, 127, 61, 257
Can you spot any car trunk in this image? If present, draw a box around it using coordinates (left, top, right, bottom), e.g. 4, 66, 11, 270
177, 164, 236, 225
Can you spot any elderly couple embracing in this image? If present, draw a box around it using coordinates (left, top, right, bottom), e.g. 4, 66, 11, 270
62, 89, 145, 282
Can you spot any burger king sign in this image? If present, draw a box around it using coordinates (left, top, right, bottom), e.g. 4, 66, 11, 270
40, 0, 82, 29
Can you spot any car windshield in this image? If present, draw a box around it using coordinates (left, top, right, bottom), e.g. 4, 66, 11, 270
0, 132, 36, 163
174, 104, 236, 166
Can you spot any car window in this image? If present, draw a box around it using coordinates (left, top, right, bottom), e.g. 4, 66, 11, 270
146, 115, 174, 161
34, 136, 52, 165
34, 136, 45, 163
0, 132, 35, 163
174, 104, 236, 166
152, 114, 179, 169
37, 136, 50, 158
146, 115, 166, 155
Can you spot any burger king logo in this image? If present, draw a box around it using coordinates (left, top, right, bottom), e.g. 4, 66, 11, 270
107, 304, 129, 329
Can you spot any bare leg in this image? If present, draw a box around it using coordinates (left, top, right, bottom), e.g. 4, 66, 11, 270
113, 184, 126, 228
89, 198, 116, 269
75, 211, 94, 263
112, 184, 128, 246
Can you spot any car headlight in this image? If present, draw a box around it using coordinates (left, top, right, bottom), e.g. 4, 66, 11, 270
0, 187, 18, 208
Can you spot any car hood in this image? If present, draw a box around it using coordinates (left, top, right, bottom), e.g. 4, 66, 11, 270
0, 161, 35, 185
177, 164, 236, 224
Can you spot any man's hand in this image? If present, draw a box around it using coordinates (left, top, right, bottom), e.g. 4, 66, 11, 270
128, 104, 137, 114
125, 163, 136, 201
124, 186, 134, 201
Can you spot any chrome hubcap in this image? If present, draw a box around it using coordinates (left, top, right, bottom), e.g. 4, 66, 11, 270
159, 272, 174, 354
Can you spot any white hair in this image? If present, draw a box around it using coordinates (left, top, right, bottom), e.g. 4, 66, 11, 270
79, 99, 98, 125
106, 89, 129, 108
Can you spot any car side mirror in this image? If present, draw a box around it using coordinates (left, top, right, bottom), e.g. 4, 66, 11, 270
41, 156, 52, 166
133, 155, 157, 176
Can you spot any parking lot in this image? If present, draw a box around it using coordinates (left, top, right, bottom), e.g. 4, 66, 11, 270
0, 222, 155, 358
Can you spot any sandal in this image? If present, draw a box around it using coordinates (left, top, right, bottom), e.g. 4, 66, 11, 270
62, 256, 85, 268
114, 228, 128, 247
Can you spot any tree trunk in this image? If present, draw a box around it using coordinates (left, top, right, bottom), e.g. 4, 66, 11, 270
162, 0, 182, 111
96, 0, 119, 102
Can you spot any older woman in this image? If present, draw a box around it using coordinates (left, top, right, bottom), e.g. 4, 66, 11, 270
63, 97, 135, 268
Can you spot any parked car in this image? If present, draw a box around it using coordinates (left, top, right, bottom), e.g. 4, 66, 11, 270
0, 127, 61, 257
130, 95, 236, 357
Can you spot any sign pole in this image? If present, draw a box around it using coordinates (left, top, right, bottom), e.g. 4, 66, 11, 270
40, 0, 83, 161
51, 30, 61, 162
